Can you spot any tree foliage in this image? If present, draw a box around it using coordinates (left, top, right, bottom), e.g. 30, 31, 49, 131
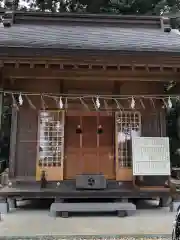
4, 0, 178, 15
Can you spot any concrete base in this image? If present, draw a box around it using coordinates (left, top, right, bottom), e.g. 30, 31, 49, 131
0, 202, 9, 214
8, 199, 17, 210
0, 199, 17, 214
170, 201, 180, 212
159, 196, 172, 207
50, 202, 136, 217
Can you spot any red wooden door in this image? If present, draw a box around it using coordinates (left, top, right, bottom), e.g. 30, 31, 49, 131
81, 115, 98, 174
64, 115, 82, 179
64, 111, 115, 179
98, 114, 115, 179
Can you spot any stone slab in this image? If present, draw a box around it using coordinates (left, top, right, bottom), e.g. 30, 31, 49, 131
50, 202, 136, 216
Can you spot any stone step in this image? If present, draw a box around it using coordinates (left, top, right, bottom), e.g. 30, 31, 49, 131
50, 202, 136, 217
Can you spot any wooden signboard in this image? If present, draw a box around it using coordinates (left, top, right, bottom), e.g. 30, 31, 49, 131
132, 137, 170, 176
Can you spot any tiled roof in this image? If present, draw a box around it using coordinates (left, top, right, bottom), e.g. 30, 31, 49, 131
0, 18, 180, 54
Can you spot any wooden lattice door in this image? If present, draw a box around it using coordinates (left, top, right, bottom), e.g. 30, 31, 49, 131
115, 111, 141, 181
36, 110, 65, 181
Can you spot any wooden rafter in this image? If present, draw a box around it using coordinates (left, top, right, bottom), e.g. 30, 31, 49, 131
1, 61, 180, 72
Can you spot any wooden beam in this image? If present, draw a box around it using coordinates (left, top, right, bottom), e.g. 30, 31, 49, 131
2, 54, 180, 66
2, 67, 180, 82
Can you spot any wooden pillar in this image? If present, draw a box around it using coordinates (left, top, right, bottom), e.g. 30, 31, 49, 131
113, 81, 121, 181
0, 69, 4, 131
9, 107, 18, 178
0, 90, 3, 130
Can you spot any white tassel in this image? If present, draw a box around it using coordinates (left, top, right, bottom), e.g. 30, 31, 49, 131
130, 97, 135, 109
167, 96, 172, 108
18, 93, 23, 106
59, 97, 63, 109
96, 97, 100, 109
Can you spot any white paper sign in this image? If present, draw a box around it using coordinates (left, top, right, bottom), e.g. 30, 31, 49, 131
132, 137, 170, 176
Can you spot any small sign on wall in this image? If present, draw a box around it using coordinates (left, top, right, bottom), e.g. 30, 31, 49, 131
132, 137, 170, 176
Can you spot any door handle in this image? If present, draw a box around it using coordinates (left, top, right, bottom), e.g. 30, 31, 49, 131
108, 153, 114, 160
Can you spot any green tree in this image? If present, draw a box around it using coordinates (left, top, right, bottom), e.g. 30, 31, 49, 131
13, 0, 180, 15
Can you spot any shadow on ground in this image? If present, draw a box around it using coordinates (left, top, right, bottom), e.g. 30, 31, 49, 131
14, 198, 161, 217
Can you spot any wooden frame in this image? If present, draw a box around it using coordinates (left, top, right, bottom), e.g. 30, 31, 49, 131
36, 110, 65, 181
115, 111, 141, 181
116, 167, 133, 181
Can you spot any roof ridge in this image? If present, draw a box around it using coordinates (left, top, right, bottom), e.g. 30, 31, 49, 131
0, 10, 162, 28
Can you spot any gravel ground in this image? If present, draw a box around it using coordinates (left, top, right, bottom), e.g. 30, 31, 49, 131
0, 200, 176, 237
0, 237, 173, 240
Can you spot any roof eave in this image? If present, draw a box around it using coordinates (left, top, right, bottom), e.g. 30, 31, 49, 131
0, 46, 179, 58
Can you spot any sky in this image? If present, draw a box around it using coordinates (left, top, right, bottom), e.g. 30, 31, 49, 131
19, 0, 32, 9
